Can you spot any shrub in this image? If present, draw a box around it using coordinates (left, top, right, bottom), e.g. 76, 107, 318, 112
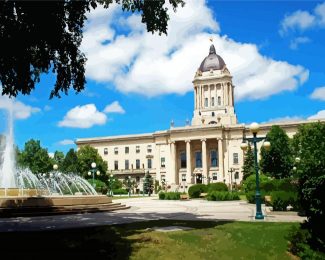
261, 180, 278, 193
271, 191, 298, 211
207, 182, 228, 192
245, 191, 266, 204
278, 178, 297, 192
87, 179, 107, 193
207, 191, 240, 201
159, 192, 181, 200
242, 174, 269, 193
112, 188, 128, 195
188, 184, 208, 198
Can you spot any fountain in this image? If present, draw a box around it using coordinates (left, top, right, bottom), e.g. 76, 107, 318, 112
0, 99, 129, 216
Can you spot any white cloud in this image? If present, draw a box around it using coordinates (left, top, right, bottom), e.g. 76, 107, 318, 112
289, 37, 311, 50
58, 104, 107, 128
310, 86, 325, 100
308, 110, 325, 120
103, 101, 125, 114
81, 0, 308, 100
58, 139, 75, 145
48, 152, 54, 158
280, 2, 325, 35
265, 116, 304, 124
0, 96, 40, 119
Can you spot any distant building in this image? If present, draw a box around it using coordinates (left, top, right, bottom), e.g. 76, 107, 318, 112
76, 44, 324, 191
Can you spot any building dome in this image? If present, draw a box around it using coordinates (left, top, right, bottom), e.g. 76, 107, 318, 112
199, 44, 226, 72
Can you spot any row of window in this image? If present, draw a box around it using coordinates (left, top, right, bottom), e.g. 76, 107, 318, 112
104, 145, 152, 155
204, 96, 222, 107
114, 158, 153, 170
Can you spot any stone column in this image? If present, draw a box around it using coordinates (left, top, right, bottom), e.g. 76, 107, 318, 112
170, 141, 177, 185
201, 138, 208, 183
218, 138, 224, 180
185, 140, 192, 183
209, 85, 211, 108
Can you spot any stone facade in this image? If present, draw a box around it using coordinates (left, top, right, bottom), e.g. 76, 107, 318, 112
75, 44, 324, 191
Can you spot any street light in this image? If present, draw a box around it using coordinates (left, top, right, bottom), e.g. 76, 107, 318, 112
88, 162, 99, 188
241, 122, 271, 220
126, 176, 132, 197
107, 174, 115, 197
53, 164, 58, 171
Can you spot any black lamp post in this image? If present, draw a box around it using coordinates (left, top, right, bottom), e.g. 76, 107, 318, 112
241, 122, 271, 220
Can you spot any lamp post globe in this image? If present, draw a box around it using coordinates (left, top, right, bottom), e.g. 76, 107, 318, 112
240, 142, 248, 151
295, 157, 301, 163
53, 164, 58, 171
91, 162, 96, 169
250, 122, 260, 134
49, 173, 53, 178
110, 174, 113, 178
293, 166, 297, 171
263, 141, 271, 151
88, 171, 91, 176
96, 170, 100, 176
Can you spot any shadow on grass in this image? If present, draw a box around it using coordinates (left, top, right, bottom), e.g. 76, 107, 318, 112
0, 211, 233, 259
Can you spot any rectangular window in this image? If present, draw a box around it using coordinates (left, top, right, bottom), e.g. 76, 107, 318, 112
104, 148, 108, 155
182, 174, 186, 182
136, 159, 140, 169
205, 97, 208, 107
180, 151, 186, 168
210, 150, 218, 167
125, 160, 129, 170
234, 172, 239, 179
233, 153, 239, 164
211, 97, 215, 107
161, 157, 166, 168
136, 146, 140, 153
147, 145, 152, 153
195, 151, 202, 168
114, 160, 118, 170
136, 176, 140, 182
125, 147, 129, 154
147, 158, 152, 169
114, 147, 118, 155
212, 173, 218, 180
218, 96, 221, 106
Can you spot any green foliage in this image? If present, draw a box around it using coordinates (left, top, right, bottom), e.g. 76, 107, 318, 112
207, 182, 228, 192
0, 1, 184, 98
77, 145, 108, 181
143, 173, 154, 194
270, 191, 299, 211
245, 191, 266, 204
188, 184, 208, 198
207, 191, 240, 201
242, 174, 270, 193
291, 122, 325, 252
87, 179, 107, 194
242, 144, 255, 180
158, 192, 181, 200
17, 139, 53, 174
112, 188, 128, 195
260, 125, 293, 179
61, 149, 79, 174
288, 225, 325, 259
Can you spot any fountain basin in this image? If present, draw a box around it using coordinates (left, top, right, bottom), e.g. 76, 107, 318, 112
0, 188, 41, 197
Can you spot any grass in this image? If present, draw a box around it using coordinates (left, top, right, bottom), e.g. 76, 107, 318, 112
112, 195, 146, 200
0, 220, 298, 259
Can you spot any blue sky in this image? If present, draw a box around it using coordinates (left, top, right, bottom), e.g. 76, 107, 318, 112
1, 0, 325, 155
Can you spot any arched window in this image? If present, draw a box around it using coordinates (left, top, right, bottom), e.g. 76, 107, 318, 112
218, 96, 221, 106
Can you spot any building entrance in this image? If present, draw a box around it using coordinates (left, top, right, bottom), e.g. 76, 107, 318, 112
196, 174, 202, 184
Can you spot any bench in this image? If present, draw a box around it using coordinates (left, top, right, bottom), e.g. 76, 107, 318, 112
180, 194, 189, 200
264, 195, 272, 206
199, 193, 208, 198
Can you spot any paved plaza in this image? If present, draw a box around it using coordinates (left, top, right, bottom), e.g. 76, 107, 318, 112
0, 197, 305, 232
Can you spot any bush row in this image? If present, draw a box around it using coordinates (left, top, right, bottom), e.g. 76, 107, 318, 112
206, 191, 240, 201
112, 188, 128, 195
159, 192, 182, 200
271, 191, 299, 211
188, 182, 228, 198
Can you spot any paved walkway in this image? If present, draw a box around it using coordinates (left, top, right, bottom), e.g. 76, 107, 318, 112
0, 197, 305, 232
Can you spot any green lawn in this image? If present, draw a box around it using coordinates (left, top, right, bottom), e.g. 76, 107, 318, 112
0, 220, 298, 259
112, 195, 146, 200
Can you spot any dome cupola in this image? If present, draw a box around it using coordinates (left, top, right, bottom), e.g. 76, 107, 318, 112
198, 44, 226, 72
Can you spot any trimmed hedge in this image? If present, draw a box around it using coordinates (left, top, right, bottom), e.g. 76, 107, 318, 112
159, 192, 182, 200
207, 182, 228, 192
207, 191, 240, 201
271, 191, 299, 211
245, 191, 266, 204
87, 179, 108, 193
188, 184, 208, 198
112, 188, 128, 195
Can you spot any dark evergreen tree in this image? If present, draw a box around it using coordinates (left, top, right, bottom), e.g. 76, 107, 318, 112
61, 148, 79, 174
242, 144, 255, 180
260, 125, 292, 179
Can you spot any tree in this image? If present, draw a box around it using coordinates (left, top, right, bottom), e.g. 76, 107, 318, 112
77, 145, 108, 181
291, 122, 325, 253
242, 144, 255, 180
260, 125, 292, 179
61, 148, 79, 174
0, 0, 184, 98
18, 139, 53, 173
53, 150, 64, 169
